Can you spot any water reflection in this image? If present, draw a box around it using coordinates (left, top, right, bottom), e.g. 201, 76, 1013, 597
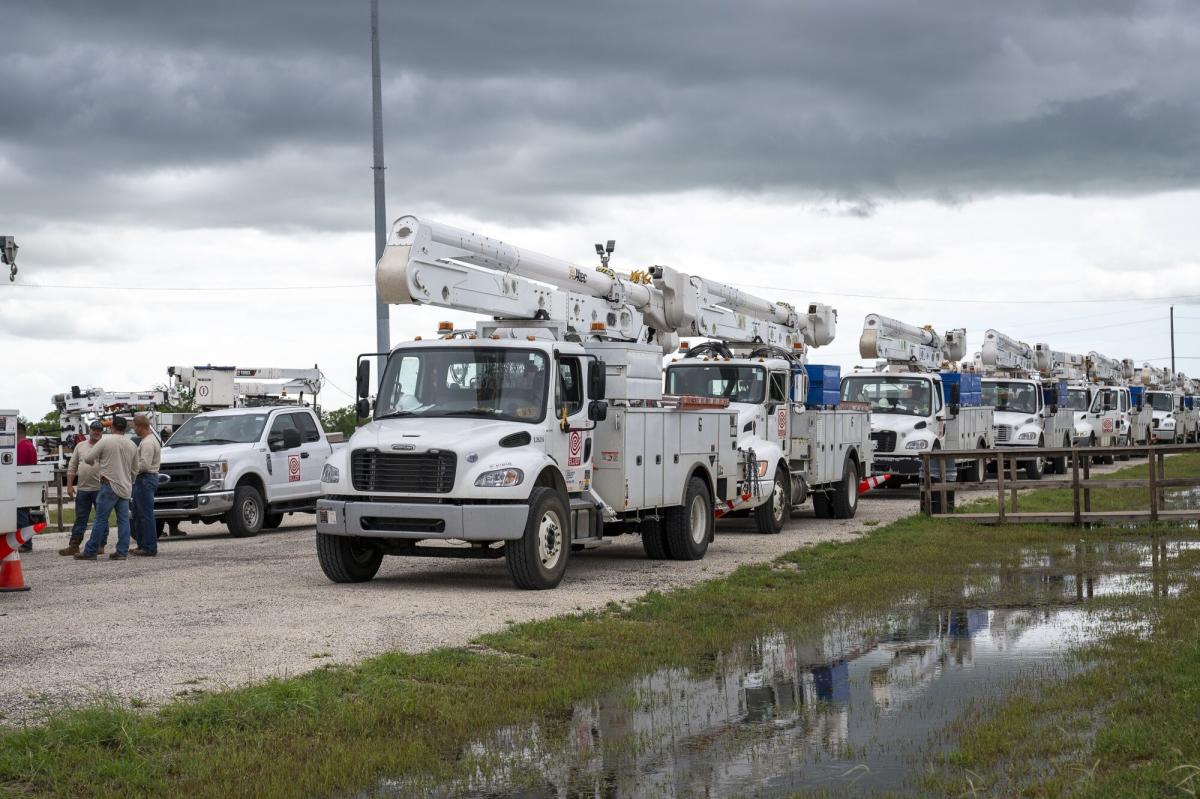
371, 538, 1198, 798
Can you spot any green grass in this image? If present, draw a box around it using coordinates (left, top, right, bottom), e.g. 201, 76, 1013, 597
4, 457, 1200, 798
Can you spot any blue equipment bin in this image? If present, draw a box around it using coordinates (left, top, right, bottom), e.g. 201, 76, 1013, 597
941, 371, 981, 406
805, 364, 841, 407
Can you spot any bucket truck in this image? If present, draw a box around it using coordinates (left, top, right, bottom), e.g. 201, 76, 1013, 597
316, 215, 745, 590
663, 330, 870, 531
1139, 366, 1191, 444
1070, 353, 1136, 462
976, 330, 1075, 479
167, 365, 323, 411
840, 315, 993, 507
52, 387, 184, 457
1, 409, 52, 542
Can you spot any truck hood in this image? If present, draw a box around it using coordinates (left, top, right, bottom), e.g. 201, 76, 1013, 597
992, 410, 1039, 427
161, 442, 257, 463
869, 413, 930, 435
351, 417, 540, 454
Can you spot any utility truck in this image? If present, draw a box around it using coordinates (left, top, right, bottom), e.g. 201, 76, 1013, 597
167, 365, 323, 411
1072, 353, 1135, 462
972, 330, 1075, 479
1139, 366, 1192, 444
317, 215, 749, 590
156, 405, 342, 537
51, 387, 187, 456
841, 315, 993, 504
1, 409, 52, 545
664, 335, 871, 531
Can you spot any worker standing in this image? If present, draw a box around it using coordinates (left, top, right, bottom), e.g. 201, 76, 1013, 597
75, 416, 138, 561
130, 415, 161, 557
15, 422, 38, 553
58, 420, 105, 556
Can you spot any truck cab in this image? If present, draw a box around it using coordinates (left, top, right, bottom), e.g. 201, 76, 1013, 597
840, 372, 941, 478
1146, 389, 1184, 443
156, 405, 339, 537
1073, 385, 1131, 455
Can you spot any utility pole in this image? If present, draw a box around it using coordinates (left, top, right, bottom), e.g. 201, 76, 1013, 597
371, 0, 390, 378
1171, 305, 1176, 375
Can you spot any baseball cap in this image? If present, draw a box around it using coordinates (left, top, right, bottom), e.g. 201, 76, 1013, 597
89, 420, 104, 431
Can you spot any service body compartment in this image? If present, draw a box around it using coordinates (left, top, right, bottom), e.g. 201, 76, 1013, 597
789, 407, 871, 487
945, 406, 994, 454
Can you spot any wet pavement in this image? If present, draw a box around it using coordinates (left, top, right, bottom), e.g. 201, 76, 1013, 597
370, 537, 1200, 798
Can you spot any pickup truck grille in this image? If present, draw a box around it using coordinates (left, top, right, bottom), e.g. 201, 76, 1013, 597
1153, 418, 1160, 429
994, 425, 1012, 443
157, 461, 208, 496
870, 431, 897, 454
351, 450, 457, 494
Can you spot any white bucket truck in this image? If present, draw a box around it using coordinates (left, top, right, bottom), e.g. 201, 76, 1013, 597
664, 331, 871, 532
974, 330, 1075, 479
841, 315, 993, 505
167, 365, 323, 411
1073, 353, 1135, 462
316, 216, 744, 589
1, 409, 52, 538
1139, 365, 1190, 444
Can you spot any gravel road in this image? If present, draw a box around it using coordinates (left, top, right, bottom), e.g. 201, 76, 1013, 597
0, 492, 923, 721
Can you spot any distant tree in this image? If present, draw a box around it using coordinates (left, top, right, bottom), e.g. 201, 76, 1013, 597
321, 405, 363, 438
22, 409, 61, 436
155, 384, 197, 414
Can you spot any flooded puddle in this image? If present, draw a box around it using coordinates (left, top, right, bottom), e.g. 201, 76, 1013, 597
368, 538, 1200, 798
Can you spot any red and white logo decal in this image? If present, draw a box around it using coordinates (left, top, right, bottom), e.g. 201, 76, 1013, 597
776, 406, 787, 439
568, 431, 583, 467
197, 385, 210, 398
288, 453, 301, 482
1102, 418, 1114, 433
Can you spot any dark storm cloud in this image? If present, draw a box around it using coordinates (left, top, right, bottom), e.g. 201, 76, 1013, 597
2, 0, 1199, 231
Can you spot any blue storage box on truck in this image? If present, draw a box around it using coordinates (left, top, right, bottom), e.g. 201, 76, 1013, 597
940, 371, 981, 406
1045, 379, 1069, 408
1129, 386, 1144, 408
804, 364, 841, 407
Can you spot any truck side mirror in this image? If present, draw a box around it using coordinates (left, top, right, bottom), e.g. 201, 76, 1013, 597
356, 360, 371, 399
588, 360, 607, 401
1050, 404, 1059, 415
949, 403, 960, 417
356, 398, 371, 419
588, 400, 608, 423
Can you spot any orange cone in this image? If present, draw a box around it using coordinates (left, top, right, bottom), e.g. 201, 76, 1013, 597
0, 524, 46, 593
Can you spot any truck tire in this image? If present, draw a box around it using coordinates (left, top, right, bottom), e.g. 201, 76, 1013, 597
263, 512, 284, 530
1051, 435, 1070, 474
505, 487, 570, 589
316, 533, 383, 583
812, 493, 833, 518
228, 484, 265, 538
754, 468, 790, 534
663, 476, 712, 561
641, 518, 671, 560
830, 457, 859, 519
1024, 440, 1044, 480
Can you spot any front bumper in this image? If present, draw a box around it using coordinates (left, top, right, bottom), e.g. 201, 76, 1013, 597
871, 455, 922, 476
316, 499, 529, 541
1153, 428, 1176, 441
153, 490, 235, 519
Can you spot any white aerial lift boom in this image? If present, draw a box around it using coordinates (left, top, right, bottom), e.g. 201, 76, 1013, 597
51, 387, 180, 456
1074, 352, 1137, 459
167, 365, 323, 410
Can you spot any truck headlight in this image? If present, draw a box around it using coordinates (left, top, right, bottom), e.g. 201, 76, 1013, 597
904, 439, 929, 450
321, 464, 340, 484
1017, 432, 1038, 441
200, 461, 227, 491
756, 460, 769, 477
475, 468, 523, 487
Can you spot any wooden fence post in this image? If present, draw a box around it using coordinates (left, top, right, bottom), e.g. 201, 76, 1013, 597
1148, 449, 1159, 522
922, 453, 932, 517
996, 451, 1006, 522
1072, 450, 1081, 526
1083, 454, 1092, 514
1009, 454, 1019, 513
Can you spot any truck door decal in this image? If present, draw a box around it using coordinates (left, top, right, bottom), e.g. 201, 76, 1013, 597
288, 453, 301, 482
568, 430, 583, 467
776, 406, 787, 439
1102, 418, 1114, 434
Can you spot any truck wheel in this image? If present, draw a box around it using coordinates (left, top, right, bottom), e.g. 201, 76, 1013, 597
505, 487, 570, 589
1024, 441, 1044, 480
228, 484, 265, 538
1052, 435, 1070, 474
830, 457, 859, 519
316, 533, 382, 583
641, 519, 671, 560
664, 477, 712, 561
263, 512, 284, 530
754, 469, 789, 534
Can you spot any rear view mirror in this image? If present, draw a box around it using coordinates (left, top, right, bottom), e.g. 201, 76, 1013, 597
949, 403, 961, 417
356, 359, 371, 399
356, 398, 371, 419
588, 359, 607, 401
588, 400, 608, 423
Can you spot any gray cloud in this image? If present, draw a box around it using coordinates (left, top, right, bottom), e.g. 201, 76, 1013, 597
3, 0, 1200, 233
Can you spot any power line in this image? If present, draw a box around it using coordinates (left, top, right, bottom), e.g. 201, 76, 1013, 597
6, 281, 372, 292
734, 281, 1200, 306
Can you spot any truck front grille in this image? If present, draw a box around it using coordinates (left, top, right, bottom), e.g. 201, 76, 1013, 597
157, 461, 208, 496
994, 425, 1012, 443
870, 431, 897, 454
351, 450, 457, 494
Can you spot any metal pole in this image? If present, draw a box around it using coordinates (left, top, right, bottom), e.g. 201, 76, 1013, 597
371, 0, 390, 378
1170, 305, 1176, 375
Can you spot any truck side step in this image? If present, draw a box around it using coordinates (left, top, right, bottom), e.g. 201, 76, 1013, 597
384, 543, 505, 560
569, 496, 603, 543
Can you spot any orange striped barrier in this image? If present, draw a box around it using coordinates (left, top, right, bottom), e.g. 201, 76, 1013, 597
1, 522, 47, 592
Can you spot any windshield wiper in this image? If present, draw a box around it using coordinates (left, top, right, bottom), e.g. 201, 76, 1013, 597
375, 411, 419, 420
425, 409, 503, 418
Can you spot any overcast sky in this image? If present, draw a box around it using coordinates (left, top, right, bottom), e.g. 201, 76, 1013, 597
4, 0, 1200, 419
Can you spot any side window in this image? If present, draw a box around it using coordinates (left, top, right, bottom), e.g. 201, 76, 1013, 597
295, 412, 321, 443
769, 372, 788, 403
268, 413, 298, 444
557, 359, 584, 416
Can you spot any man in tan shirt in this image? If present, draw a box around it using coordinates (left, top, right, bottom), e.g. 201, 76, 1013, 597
75, 416, 139, 560
58, 420, 106, 556
131, 415, 162, 556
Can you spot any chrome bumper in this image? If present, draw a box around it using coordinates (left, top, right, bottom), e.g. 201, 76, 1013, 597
153, 490, 235, 519
316, 499, 529, 541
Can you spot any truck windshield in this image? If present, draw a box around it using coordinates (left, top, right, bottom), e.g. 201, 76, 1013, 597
664, 365, 765, 403
841, 376, 932, 417
1066, 388, 1090, 411
1148, 392, 1174, 412
376, 347, 550, 423
166, 413, 269, 446
982, 381, 1038, 414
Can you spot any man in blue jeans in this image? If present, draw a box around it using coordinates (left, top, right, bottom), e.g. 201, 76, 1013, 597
75, 416, 138, 561
130, 415, 161, 556
59, 420, 106, 556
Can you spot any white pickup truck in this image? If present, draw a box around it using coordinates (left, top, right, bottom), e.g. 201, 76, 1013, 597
155, 406, 341, 537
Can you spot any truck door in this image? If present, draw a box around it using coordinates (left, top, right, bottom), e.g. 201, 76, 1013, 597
265, 411, 304, 501
292, 411, 328, 495
767, 371, 790, 456
551, 355, 592, 493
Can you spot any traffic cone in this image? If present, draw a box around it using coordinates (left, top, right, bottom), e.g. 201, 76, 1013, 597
0, 523, 46, 593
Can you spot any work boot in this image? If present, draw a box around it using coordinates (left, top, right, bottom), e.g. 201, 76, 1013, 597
74, 552, 98, 560
108, 552, 127, 561
58, 539, 82, 556
131, 548, 156, 557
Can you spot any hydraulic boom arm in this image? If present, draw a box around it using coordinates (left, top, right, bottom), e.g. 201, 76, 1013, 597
858, 314, 966, 371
